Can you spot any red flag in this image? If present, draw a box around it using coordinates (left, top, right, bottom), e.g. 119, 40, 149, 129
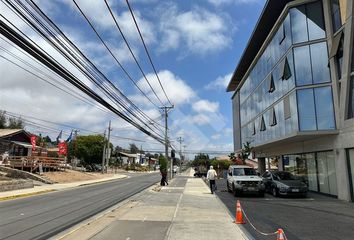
58, 142, 68, 155
30, 135, 37, 151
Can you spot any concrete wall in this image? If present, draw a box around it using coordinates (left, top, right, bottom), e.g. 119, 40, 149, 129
0, 179, 33, 192
0, 166, 53, 184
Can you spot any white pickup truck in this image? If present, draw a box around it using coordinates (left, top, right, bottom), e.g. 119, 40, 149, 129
226, 165, 265, 197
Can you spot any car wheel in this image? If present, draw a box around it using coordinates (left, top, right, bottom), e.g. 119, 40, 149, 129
232, 184, 238, 197
272, 187, 278, 197
227, 181, 232, 193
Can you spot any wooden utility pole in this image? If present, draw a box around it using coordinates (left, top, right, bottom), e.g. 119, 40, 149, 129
160, 105, 174, 180
105, 120, 112, 173
177, 137, 184, 174
101, 130, 106, 174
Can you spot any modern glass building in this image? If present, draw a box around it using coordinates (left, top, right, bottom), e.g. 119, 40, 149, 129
227, 0, 354, 201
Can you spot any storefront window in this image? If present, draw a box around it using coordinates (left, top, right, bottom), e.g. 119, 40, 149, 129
283, 151, 337, 195
317, 151, 337, 195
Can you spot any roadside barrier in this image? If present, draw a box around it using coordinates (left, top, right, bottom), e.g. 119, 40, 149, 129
235, 200, 245, 224
234, 200, 288, 240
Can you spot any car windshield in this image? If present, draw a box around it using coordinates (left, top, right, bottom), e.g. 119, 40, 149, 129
273, 172, 296, 181
233, 168, 256, 176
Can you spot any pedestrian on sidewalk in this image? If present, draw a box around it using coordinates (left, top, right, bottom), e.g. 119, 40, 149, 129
207, 166, 217, 194
160, 169, 168, 186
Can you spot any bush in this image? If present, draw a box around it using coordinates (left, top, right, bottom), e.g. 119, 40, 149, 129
210, 160, 231, 170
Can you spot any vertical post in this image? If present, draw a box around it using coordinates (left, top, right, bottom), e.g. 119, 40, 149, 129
160, 106, 174, 180
177, 137, 183, 174
102, 130, 106, 174
105, 120, 112, 173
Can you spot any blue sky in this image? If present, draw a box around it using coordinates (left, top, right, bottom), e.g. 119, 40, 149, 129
0, 0, 265, 157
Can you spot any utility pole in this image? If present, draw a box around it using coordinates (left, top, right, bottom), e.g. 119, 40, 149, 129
177, 137, 184, 174
105, 120, 112, 173
101, 130, 106, 174
160, 105, 174, 180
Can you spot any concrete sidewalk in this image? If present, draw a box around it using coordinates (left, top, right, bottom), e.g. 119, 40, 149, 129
0, 173, 127, 201
59, 170, 247, 240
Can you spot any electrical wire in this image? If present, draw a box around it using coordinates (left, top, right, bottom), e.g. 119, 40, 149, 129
102, 0, 166, 107
0, 0, 166, 141
125, 0, 173, 106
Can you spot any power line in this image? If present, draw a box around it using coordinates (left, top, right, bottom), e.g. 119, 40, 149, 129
1, 1, 165, 139
0, 14, 164, 144
125, 0, 173, 107
11, 0, 165, 134
2, 111, 163, 144
72, 0, 161, 109
103, 0, 166, 107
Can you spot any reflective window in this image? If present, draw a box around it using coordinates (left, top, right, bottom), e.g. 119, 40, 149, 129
317, 151, 337, 195
348, 149, 354, 201
307, 1, 326, 40
314, 87, 336, 130
330, 0, 342, 32
297, 89, 316, 131
294, 46, 312, 86
348, 77, 354, 119
336, 34, 344, 79
310, 42, 331, 84
290, 6, 308, 44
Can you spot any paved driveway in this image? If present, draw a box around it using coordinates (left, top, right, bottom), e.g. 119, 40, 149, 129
215, 179, 354, 240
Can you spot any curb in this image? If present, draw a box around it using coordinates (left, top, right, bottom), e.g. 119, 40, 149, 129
0, 175, 128, 202
0, 189, 56, 202
52, 181, 160, 240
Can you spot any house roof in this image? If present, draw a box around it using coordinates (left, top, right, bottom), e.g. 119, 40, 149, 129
0, 129, 30, 138
226, 0, 294, 92
119, 152, 137, 158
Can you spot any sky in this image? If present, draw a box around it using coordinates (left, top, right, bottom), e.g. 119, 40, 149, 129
0, 0, 265, 158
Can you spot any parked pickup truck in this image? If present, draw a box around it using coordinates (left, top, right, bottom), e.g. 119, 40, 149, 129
226, 165, 265, 197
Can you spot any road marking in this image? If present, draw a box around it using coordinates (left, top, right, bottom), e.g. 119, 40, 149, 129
142, 216, 147, 222
20, 213, 24, 216
126, 237, 130, 240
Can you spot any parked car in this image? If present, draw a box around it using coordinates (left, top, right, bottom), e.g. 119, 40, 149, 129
226, 165, 265, 197
173, 165, 179, 174
262, 171, 308, 197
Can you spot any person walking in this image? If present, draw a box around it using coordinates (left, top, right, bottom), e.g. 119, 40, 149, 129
207, 166, 217, 194
160, 169, 168, 186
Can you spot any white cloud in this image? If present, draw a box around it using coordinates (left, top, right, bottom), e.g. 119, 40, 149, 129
159, 4, 232, 55
208, 0, 262, 6
67, 0, 155, 44
136, 70, 195, 106
205, 73, 232, 90
192, 100, 219, 113
211, 133, 221, 140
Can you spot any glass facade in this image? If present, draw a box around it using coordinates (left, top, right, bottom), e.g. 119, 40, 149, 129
330, 0, 342, 32
297, 87, 336, 131
239, 1, 334, 146
348, 77, 354, 119
348, 149, 354, 201
283, 151, 337, 196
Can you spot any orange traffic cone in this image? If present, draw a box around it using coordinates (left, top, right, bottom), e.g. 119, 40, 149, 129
235, 200, 245, 224
277, 229, 285, 240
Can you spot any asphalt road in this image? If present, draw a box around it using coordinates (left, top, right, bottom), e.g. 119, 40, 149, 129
0, 173, 160, 240
214, 179, 354, 240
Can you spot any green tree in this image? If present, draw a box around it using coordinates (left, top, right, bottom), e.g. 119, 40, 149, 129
192, 153, 210, 167
0, 111, 6, 128
240, 141, 253, 164
228, 152, 236, 163
74, 135, 107, 166
129, 143, 139, 154
7, 117, 24, 129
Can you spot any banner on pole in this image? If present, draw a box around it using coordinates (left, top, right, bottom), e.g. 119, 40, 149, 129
30, 135, 37, 151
